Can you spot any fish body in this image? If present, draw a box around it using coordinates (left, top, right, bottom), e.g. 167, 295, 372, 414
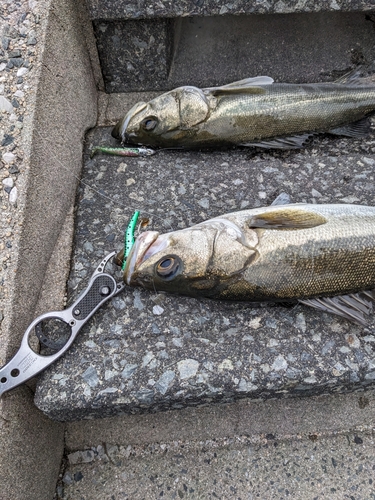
112, 76, 375, 150
123, 204, 375, 308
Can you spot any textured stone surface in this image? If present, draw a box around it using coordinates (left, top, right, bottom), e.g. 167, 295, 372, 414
58, 430, 375, 499
94, 19, 172, 92
0, 0, 98, 498
35, 124, 375, 421
65, 390, 375, 451
87, 0, 375, 20
94, 12, 375, 93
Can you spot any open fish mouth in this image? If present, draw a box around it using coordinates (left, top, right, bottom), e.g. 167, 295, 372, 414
112, 101, 147, 142
124, 230, 168, 285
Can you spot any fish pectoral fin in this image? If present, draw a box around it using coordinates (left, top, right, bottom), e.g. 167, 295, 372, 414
299, 290, 375, 325
205, 76, 274, 96
240, 133, 315, 150
328, 117, 371, 138
247, 208, 327, 230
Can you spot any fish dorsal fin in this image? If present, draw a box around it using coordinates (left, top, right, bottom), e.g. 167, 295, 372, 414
222, 76, 274, 87
247, 207, 327, 230
300, 290, 375, 326
178, 87, 210, 129
241, 133, 315, 150
205, 76, 274, 96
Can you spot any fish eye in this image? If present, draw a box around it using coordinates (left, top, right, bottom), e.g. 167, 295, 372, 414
156, 256, 181, 280
141, 117, 158, 131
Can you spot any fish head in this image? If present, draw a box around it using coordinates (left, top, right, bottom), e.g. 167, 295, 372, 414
112, 87, 211, 148
123, 218, 259, 298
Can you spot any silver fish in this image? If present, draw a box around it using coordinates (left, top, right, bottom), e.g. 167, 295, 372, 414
122, 203, 375, 325
112, 74, 375, 150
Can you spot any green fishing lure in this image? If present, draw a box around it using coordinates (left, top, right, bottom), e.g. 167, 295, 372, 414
122, 211, 140, 270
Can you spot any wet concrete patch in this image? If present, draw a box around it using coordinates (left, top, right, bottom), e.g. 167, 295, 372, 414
35, 126, 375, 420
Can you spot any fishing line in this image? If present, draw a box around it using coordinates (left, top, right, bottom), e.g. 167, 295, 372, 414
33, 129, 175, 232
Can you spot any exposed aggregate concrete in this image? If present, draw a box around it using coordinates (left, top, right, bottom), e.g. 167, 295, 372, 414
36, 125, 375, 421
87, 0, 375, 20
58, 430, 375, 499
0, 0, 38, 362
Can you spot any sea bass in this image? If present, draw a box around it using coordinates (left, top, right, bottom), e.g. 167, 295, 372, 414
112, 75, 375, 150
122, 203, 375, 325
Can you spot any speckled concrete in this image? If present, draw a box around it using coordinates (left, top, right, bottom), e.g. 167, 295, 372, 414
58, 429, 375, 499
87, 0, 374, 20
35, 123, 375, 421
60, 386, 375, 498
0, 0, 98, 497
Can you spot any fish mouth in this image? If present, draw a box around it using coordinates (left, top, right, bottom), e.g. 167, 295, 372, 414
112, 101, 147, 142
123, 230, 168, 285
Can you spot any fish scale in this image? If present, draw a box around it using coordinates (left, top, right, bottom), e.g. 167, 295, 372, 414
201, 85, 375, 146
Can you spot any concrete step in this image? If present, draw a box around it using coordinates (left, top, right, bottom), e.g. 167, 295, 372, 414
93, 12, 375, 93
59, 430, 375, 499
86, 0, 374, 25
35, 121, 375, 421
57, 390, 375, 499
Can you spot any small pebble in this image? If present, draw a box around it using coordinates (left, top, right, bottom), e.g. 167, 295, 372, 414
2, 134, 14, 146
0, 96, 13, 113
17, 67, 28, 77
152, 305, 164, 315
177, 359, 199, 380
8, 50, 21, 58
8, 186, 18, 205
8, 165, 19, 174
2, 178, 14, 189
27, 36, 37, 45
2, 152, 16, 163
2, 37, 9, 50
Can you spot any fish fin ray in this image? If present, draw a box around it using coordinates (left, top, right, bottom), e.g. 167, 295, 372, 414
221, 76, 274, 87
205, 76, 274, 96
299, 290, 375, 325
208, 86, 266, 95
240, 133, 314, 150
247, 208, 327, 230
328, 117, 371, 138
270, 193, 291, 206
333, 67, 367, 86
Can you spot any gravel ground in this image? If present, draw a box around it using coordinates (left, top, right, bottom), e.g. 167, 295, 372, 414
0, 0, 40, 361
